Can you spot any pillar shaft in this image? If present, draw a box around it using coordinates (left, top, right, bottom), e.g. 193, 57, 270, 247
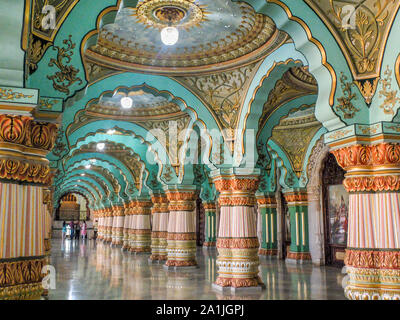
331, 142, 400, 300
212, 172, 263, 289
284, 191, 311, 261
133, 200, 152, 253
111, 206, 125, 246
122, 204, 131, 250
165, 189, 197, 267
203, 202, 217, 247
150, 195, 169, 261
257, 194, 278, 256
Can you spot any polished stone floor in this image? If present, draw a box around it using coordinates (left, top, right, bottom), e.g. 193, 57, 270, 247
48, 239, 346, 300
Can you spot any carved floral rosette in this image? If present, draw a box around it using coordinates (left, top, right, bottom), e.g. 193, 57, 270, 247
331, 143, 400, 193
0, 257, 46, 300
213, 176, 259, 207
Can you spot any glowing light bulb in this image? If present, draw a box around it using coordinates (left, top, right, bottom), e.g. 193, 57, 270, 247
121, 97, 133, 109
85, 164, 91, 169
107, 129, 116, 135
161, 26, 179, 46
97, 143, 105, 151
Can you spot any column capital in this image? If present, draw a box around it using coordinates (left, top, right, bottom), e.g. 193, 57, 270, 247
330, 142, 400, 192
151, 194, 168, 213
212, 170, 260, 207
256, 192, 277, 208
283, 189, 308, 206
0, 114, 59, 186
165, 187, 196, 211
203, 201, 216, 210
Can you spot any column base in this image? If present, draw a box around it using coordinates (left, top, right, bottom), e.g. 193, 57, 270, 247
286, 251, 312, 264
212, 283, 265, 294
259, 248, 278, 257
203, 242, 216, 248
149, 254, 167, 262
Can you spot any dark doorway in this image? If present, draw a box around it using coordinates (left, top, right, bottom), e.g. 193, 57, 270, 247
322, 153, 348, 267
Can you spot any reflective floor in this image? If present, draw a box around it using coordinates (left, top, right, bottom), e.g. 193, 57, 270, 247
48, 239, 346, 300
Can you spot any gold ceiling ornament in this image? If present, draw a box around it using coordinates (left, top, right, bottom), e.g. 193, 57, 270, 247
271, 106, 322, 178
175, 61, 261, 140
353, 78, 380, 105
258, 66, 318, 132
336, 72, 360, 119
47, 35, 83, 95
304, 0, 400, 80
378, 65, 400, 115
0, 88, 33, 101
132, 0, 209, 30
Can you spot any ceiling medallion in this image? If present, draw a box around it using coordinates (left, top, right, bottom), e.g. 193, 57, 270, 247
133, 0, 209, 30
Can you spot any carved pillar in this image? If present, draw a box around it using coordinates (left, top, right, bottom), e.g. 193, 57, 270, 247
122, 203, 131, 250
133, 199, 152, 253
284, 190, 311, 263
203, 202, 217, 248
105, 207, 113, 243
211, 169, 264, 293
331, 142, 400, 300
0, 114, 58, 300
97, 209, 104, 241
111, 205, 124, 246
128, 201, 137, 252
150, 194, 169, 261
164, 187, 197, 269
256, 193, 278, 257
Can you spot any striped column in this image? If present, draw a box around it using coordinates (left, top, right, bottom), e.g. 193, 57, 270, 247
257, 193, 278, 257
111, 206, 125, 246
150, 194, 169, 261
203, 202, 217, 248
0, 183, 48, 300
211, 170, 264, 292
105, 208, 113, 243
97, 210, 105, 241
128, 201, 137, 252
164, 188, 197, 269
122, 203, 131, 250
133, 199, 152, 253
331, 142, 400, 300
284, 191, 311, 263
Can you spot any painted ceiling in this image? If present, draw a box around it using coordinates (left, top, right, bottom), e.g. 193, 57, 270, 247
85, 0, 288, 74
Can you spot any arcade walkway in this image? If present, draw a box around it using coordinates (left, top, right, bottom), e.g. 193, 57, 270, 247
47, 239, 346, 300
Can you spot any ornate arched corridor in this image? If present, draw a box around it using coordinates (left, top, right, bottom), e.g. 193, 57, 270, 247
1, 0, 400, 301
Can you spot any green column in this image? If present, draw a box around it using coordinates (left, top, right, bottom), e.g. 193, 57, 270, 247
284, 191, 311, 262
203, 202, 216, 247
257, 193, 278, 256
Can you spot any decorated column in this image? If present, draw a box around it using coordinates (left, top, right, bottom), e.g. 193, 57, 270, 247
97, 209, 105, 241
0, 114, 58, 300
105, 207, 113, 243
256, 193, 278, 257
203, 201, 217, 248
211, 169, 264, 292
128, 201, 137, 252
284, 190, 311, 263
133, 199, 152, 253
164, 186, 197, 269
150, 194, 169, 262
111, 205, 125, 247
330, 141, 400, 300
122, 203, 131, 250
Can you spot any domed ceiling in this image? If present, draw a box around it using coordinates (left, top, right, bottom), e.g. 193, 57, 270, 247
84, 0, 288, 75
